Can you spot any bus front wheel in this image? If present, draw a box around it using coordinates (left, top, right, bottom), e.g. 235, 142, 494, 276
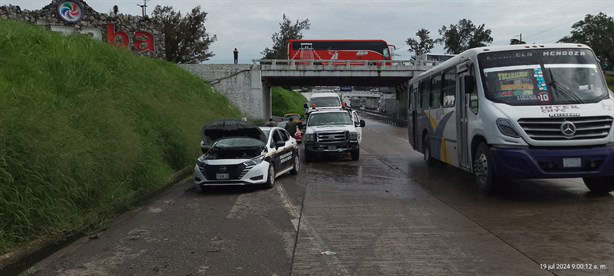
423, 135, 436, 167
583, 177, 614, 194
473, 143, 499, 195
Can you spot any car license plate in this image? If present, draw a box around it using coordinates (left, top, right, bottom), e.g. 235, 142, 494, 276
563, 158, 581, 168
216, 173, 229, 180
328, 146, 337, 150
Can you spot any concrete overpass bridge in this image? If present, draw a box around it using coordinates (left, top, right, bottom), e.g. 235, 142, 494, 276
180, 59, 436, 120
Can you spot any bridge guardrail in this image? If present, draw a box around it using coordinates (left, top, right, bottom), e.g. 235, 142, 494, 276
254, 59, 440, 70
355, 109, 407, 127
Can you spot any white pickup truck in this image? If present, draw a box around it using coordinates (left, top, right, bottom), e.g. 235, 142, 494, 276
303, 109, 365, 161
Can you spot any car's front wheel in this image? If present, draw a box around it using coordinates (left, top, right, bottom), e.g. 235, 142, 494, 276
291, 154, 300, 175
583, 177, 614, 194
265, 164, 275, 189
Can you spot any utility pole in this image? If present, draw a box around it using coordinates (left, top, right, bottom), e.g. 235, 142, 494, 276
137, 0, 150, 17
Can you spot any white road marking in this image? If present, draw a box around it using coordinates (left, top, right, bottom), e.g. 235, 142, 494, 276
226, 194, 247, 219
275, 183, 350, 275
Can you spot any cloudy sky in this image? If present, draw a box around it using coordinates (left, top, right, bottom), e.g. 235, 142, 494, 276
5, 0, 614, 63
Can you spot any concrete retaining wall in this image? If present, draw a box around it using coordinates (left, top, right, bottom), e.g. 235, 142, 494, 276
180, 64, 267, 120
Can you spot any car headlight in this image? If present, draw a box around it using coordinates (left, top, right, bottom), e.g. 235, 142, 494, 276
304, 134, 315, 142
196, 155, 207, 166
349, 132, 358, 140
496, 118, 521, 138
243, 155, 265, 166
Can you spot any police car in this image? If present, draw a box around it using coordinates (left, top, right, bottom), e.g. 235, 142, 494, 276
194, 120, 299, 190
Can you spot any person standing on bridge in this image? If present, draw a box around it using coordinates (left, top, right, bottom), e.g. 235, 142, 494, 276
233, 48, 239, 64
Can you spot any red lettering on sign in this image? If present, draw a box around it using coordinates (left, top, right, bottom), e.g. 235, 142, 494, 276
134, 32, 154, 51
107, 24, 129, 47
106, 24, 155, 52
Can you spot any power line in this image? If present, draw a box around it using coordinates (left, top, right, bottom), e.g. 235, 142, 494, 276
524, 3, 612, 39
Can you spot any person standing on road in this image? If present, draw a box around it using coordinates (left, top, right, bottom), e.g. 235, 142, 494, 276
285, 117, 297, 138
233, 48, 239, 64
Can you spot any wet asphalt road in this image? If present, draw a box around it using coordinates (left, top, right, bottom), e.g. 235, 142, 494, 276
30, 118, 614, 275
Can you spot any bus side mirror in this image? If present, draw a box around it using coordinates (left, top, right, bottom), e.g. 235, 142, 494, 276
360, 120, 366, 127
304, 103, 308, 109
464, 76, 474, 93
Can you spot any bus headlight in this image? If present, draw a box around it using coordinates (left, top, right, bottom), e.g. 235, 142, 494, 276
304, 134, 315, 142
496, 118, 521, 138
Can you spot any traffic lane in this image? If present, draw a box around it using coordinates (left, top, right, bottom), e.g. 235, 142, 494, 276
365, 118, 614, 275
291, 119, 546, 275
31, 178, 298, 276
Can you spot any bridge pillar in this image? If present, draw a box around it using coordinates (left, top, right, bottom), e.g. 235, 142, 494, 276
396, 80, 410, 125
261, 81, 272, 120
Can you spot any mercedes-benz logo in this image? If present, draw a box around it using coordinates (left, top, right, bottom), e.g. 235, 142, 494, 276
219, 166, 227, 172
560, 121, 577, 137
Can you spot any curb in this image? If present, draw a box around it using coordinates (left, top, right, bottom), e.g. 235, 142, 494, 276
0, 167, 193, 275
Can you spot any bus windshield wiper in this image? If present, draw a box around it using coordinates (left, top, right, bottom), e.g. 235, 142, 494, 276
547, 68, 584, 104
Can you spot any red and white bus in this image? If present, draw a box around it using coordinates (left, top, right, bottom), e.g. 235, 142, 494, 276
287, 40, 395, 64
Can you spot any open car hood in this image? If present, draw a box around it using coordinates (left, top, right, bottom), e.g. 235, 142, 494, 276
201, 120, 267, 145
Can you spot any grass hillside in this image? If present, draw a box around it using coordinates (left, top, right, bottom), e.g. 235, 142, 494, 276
0, 20, 240, 253
606, 74, 613, 91
272, 87, 307, 117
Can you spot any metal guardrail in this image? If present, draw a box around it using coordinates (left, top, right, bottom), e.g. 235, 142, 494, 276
356, 109, 407, 127
253, 59, 440, 70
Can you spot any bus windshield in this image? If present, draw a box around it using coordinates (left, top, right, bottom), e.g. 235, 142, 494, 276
478, 49, 609, 106
310, 97, 341, 108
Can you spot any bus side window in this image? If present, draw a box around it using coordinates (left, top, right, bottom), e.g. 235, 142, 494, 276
431, 74, 442, 109
411, 86, 418, 110
443, 67, 457, 107
408, 84, 413, 110
420, 80, 429, 109
467, 70, 479, 114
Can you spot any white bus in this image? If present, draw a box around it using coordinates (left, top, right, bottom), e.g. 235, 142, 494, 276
407, 44, 614, 194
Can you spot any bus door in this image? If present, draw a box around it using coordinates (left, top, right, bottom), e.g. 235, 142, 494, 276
456, 62, 472, 170
408, 84, 418, 149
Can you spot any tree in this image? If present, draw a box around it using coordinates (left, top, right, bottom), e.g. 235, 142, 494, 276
510, 38, 526, 45
436, 19, 493, 54
152, 6, 217, 64
261, 14, 310, 59
405, 28, 435, 60
559, 12, 614, 70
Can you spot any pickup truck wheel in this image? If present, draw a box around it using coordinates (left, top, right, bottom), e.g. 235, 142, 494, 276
351, 148, 360, 161
304, 150, 313, 162
583, 177, 614, 194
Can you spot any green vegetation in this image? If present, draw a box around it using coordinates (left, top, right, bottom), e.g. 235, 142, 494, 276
606, 74, 614, 91
271, 87, 307, 117
0, 20, 240, 253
